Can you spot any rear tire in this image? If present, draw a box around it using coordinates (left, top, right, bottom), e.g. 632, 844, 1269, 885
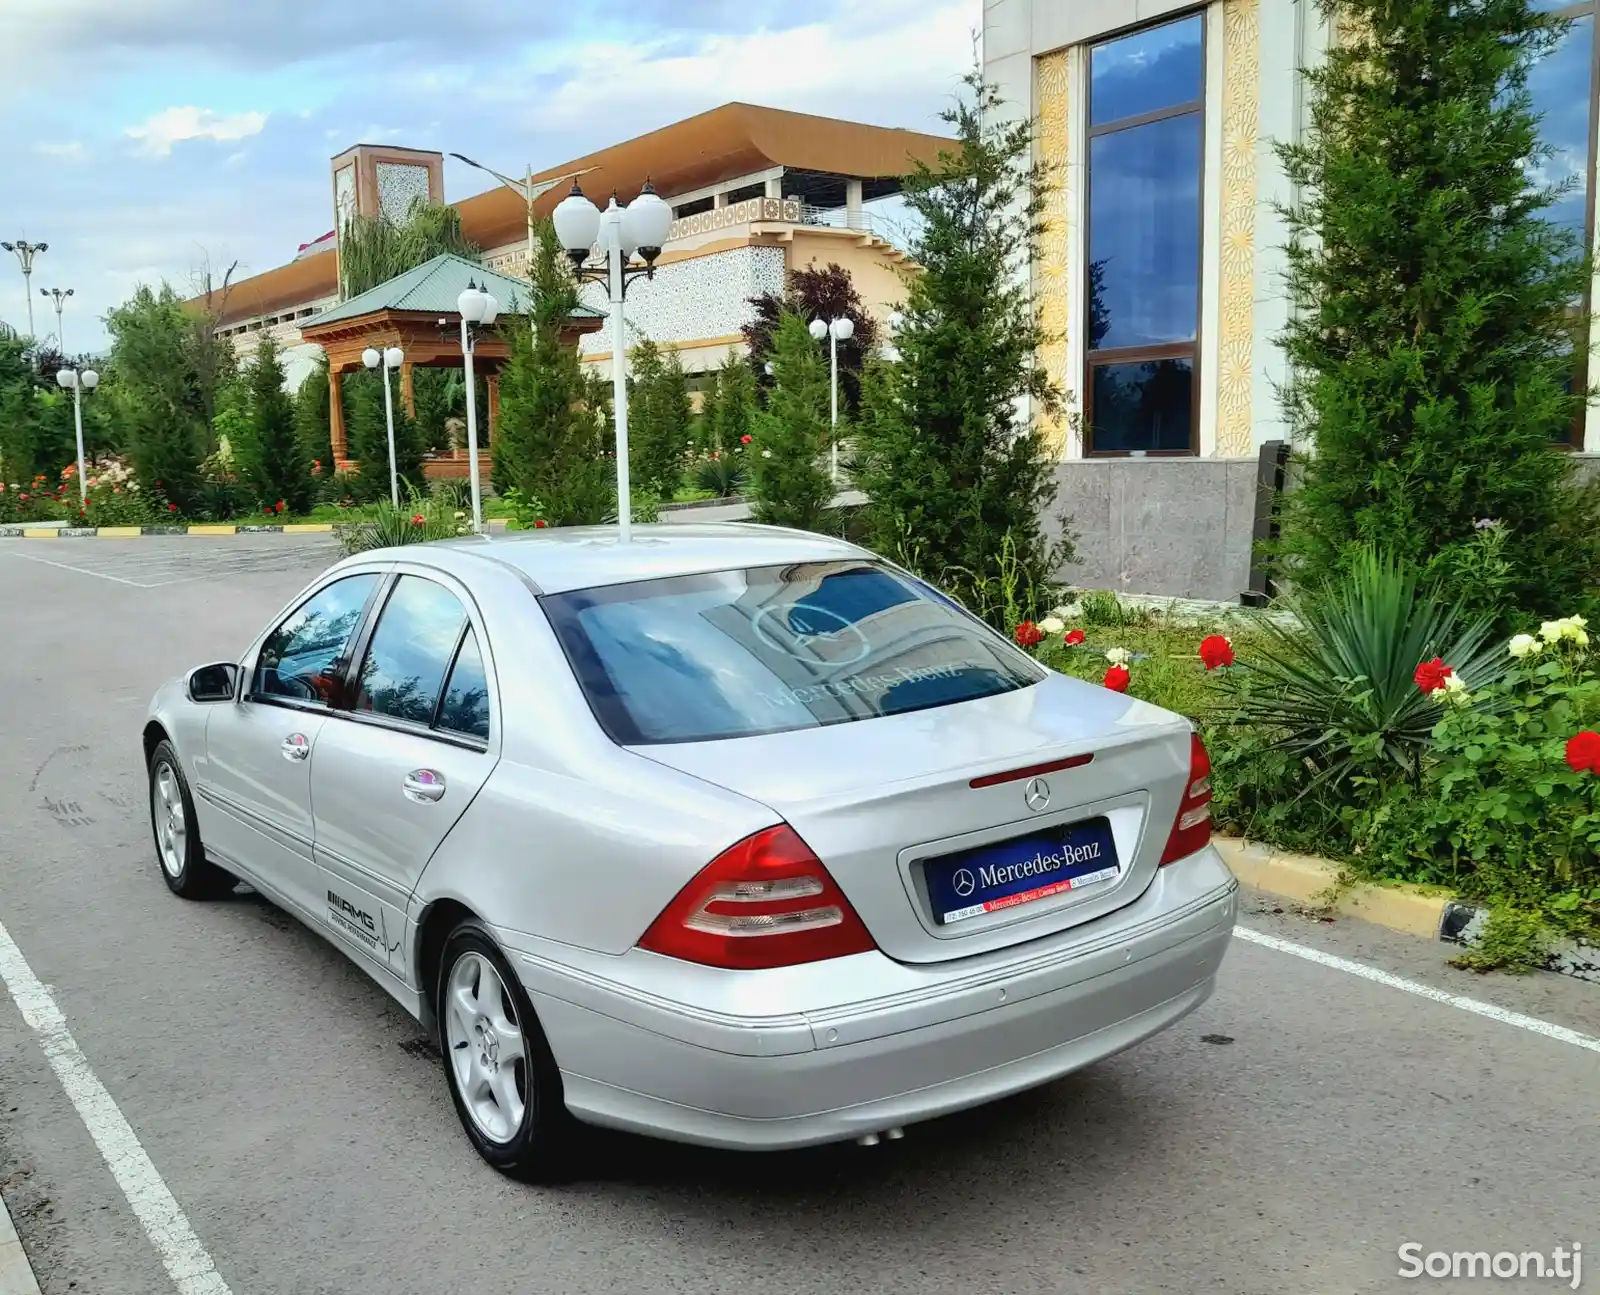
437, 920, 580, 1182
148, 739, 234, 900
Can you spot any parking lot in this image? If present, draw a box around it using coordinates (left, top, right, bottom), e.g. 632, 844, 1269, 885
2, 532, 1599, 1295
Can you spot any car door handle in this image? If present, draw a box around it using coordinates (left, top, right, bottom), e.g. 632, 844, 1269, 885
403, 770, 446, 803
281, 734, 311, 762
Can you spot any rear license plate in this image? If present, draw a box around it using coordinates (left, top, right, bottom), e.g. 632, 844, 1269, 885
923, 817, 1120, 926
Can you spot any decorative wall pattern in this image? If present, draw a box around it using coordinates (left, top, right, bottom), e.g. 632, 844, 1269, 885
376, 162, 430, 223
667, 198, 802, 242
1034, 49, 1072, 457
577, 245, 787, 358
334, 165, 356, 231
1216, 0, 1261, 457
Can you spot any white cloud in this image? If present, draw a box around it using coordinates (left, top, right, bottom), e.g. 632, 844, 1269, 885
125, 106, 268, 158
36, 141, 87, 160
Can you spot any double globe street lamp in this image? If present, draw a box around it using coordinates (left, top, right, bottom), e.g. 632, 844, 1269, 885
55, 366, 98, 504
361, 345, 405, 509
551, 179, 673, 543
808, 315, 855, 483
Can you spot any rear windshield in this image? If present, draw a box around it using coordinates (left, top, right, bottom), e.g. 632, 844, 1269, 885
540, 561, 1045, 745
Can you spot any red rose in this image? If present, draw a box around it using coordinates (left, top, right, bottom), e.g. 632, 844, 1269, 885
18, 492, 27, 502
1013, 621, 1044, 649
411, 514, 426, 526
1199, 634, 1235, 670
534, 519, 548, 529
1103, 665, 1131, 693
1566, 731, 1600, 774
1414, 657, 1454, 695
740, 434, 752, 444
263, 506, 274, 515
276, 500, 286, 513
155, 481, 162, 488
1064, 628, 1086, 646
168, 503, 178, 512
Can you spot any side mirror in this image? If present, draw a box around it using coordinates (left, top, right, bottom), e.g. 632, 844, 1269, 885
187, 663, 239, 703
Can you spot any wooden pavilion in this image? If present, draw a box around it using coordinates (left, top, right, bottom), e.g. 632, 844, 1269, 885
297, 253, 604, 476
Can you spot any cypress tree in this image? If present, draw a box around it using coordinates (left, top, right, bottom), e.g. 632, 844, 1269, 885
1275, 0, 1600, 618
238, 336, 313, 512
749, 313, 835, 531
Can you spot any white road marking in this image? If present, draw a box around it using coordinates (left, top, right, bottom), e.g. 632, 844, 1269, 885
1236, 926, 1600, 1054
0, 917, 232, 1295
3, 550, 158, 588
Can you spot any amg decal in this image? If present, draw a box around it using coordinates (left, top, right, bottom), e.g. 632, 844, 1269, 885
327, 889, 376, 933
327, 889, 380, 952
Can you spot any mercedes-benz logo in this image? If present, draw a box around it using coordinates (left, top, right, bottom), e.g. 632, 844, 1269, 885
952, 868, 976, 897
1024, 777, 1051, 812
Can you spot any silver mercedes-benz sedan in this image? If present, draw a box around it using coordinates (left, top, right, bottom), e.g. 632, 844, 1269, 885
143, 523, 1237, 1179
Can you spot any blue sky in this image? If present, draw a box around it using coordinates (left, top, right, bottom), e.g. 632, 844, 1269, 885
1, 0, 979, 354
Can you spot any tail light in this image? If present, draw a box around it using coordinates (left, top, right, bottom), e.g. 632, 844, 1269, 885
1160, 732, 1213, 865
639, 825, 877, 970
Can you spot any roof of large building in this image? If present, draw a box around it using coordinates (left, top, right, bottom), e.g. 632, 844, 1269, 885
200, 103, 952, 329
301, 253, 603, 330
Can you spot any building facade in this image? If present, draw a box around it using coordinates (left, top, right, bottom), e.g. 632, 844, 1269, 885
202, 104, 941, 397
985, 0, 1600, 459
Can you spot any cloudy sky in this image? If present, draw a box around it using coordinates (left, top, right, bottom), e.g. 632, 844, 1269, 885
1, 0, 980, 355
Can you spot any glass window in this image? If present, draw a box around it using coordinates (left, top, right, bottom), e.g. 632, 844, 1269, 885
1088, 116, 1204, 350
541, 562, 1045, 746
1091, 359, 1196, 453
1529, 12, 1594, 239
353, 577, 469, 727
1090, 14, 1204, 126
1085, 14, 1205, 455
437, 628, 491, 741
253, 574, 380, 707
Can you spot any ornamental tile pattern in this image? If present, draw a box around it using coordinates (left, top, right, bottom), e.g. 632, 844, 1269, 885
1216, 0, 1261, 457
576, 245, 786, 356
1035, 49, 1072, 457
376, 162, 430, 224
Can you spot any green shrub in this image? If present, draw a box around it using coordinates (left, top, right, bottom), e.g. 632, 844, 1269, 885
694, 453, 746, 498
339, 487, 469, 554
1214, 548, 1505, 789
627, 339, 693, 498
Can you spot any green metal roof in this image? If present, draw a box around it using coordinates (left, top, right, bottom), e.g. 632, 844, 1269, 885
308, 253, 603, 327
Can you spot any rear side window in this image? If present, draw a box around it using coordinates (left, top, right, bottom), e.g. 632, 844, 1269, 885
353, 576, 468, 726
541, 561, 1044, 745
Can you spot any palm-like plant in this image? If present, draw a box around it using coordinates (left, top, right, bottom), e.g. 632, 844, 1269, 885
1215, 548, 1507, 788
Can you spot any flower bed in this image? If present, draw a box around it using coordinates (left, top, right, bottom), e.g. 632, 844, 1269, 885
1011, 584, 1600, 970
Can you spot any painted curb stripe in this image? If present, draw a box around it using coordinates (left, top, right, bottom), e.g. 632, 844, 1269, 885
95, 526, 143, 538
19, 529, 58, 539
185, 525, 236, 536
280, 523, 334, 533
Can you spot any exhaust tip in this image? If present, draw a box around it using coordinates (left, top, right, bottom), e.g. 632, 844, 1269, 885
855, 1132, 881, 1147
884, 1126, 905, 1140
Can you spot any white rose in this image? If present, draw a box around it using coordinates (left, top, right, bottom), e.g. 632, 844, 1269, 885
1571, 627, 1591, 648
1039, 616, 1065, 635
1508, 633, 1540, 659
1429, 686, 1449, 702
1105, 647, 1131, 666
1539, 620, 1565, 644
1052, 601, 1084, 620
1442, 673, 1467, 694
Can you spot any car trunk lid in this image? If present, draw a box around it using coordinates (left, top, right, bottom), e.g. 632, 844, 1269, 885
633, 674, 1196, 964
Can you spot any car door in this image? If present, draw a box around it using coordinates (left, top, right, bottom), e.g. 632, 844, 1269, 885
198, 570, 386, 920
309, 571, 500, 978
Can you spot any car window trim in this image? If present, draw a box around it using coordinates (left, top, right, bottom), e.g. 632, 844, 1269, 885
246, 569, 391, 710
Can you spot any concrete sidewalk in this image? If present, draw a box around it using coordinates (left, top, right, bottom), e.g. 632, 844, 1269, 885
0, 1193, 41, 1295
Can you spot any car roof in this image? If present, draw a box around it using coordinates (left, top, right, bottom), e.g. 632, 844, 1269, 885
370, 522, 873, 594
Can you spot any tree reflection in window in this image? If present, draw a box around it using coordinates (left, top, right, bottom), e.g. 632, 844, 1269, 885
254, 574, 380, 705
437, 628, 490, 740
353, 577, 467, 727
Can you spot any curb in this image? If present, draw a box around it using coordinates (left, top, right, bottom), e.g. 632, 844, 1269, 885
0, 1191, 41, 1295
0, 519, 512, 539
1215, 837, 1600, 984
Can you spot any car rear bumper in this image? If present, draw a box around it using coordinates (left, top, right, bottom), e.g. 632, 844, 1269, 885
504, 847, 1238, 1150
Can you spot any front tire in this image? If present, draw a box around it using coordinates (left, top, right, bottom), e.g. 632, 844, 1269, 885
148, 739, 234, 900
437, 921, 579, 1181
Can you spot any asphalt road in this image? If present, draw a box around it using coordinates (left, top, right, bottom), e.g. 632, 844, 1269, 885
2, 533, 1598, 1295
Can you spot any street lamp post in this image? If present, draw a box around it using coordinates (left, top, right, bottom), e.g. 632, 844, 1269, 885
41, 287, 72, 352
362, 345, 405, 508
448, 154, 597, 324
2, 240, 46, 338
551, 180, 673, 544
808, 315, 855, 483
453, 282, 500, 536
55, 366, 99, 505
